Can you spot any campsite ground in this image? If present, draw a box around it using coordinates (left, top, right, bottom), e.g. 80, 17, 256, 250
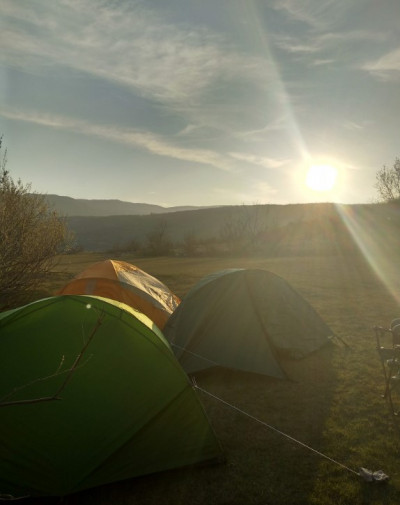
27, 250, 400, 504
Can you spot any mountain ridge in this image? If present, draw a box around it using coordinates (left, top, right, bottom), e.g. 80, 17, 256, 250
43, 195, 400, 256
59, 199, 400, 253
44, 194, 210, 216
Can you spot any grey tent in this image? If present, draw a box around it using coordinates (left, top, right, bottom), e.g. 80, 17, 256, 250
164, 269, 333, 379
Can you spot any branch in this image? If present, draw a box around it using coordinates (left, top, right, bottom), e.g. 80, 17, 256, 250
0, 312, 105, 408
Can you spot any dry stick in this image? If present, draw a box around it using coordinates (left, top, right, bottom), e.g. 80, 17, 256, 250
0, 355, 68, 403
0, 358, 93, 406
0, 312, 105, 408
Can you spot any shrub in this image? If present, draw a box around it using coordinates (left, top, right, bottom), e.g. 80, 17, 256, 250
375, 157, 400, 201
0, 138, 73, 310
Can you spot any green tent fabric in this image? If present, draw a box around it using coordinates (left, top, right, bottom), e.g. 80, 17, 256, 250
164, 269, 333, 379
0, 295, 222, 498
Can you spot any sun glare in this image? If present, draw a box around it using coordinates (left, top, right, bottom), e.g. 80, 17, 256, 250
306, 164, 338, 192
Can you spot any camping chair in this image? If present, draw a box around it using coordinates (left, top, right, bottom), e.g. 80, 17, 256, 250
374, 325, 400, 417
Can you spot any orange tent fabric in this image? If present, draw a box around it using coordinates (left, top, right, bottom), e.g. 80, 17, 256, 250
56, 260, 180, 329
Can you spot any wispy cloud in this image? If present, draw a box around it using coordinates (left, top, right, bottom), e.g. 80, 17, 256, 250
341, 119, 373, 131
233, 117, 290, 142
309, 59, 335, 67
273, 36, 320, 55
1, 0, 269, 108
271, 0, 338, 29
0, 107, 240, 172
273, 30, 387, 62
1, 105, 294, 176
229, 152, 290, 169
362, 47, 400, 80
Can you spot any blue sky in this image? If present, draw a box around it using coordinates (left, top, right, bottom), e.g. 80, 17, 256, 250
1, 0, 399, 207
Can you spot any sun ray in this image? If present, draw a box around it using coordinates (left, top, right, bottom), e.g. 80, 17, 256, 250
335, 204, 400, 307
241, 1, 310, 162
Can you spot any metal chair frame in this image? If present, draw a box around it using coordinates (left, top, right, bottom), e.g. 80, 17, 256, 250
374, 325, 400, 417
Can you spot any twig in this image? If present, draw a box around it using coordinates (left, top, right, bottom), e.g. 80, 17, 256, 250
0, 355, 67, 403
0, 312, 105, 408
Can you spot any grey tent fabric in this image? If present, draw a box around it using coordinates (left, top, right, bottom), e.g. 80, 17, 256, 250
164, 269, 333, 379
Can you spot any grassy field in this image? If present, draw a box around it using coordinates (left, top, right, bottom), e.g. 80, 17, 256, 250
24, 250, 400, 505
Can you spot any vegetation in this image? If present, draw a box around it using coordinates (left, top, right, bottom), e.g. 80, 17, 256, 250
65, 201, 400, 255
4, 154, 400, 503
218, 205, 266, 254
0, 138, 73, 310
144, 219, 173, 256
22, 247, 400, 505
375, 157, 400, 202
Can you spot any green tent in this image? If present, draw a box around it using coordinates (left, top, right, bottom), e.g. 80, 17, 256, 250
0, 295, 222, 498
164, 269, 333, 379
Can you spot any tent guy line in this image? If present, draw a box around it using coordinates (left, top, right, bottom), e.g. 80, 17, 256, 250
192, 378, 388, 483
171, 343, 221, 367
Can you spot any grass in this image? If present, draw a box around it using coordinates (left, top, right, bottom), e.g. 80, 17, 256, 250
23, 250, 400, 504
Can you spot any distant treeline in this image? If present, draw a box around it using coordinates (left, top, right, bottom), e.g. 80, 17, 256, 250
66, 201, 400, 258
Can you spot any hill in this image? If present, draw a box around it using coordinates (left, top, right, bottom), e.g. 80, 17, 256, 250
44, 194, 206, 216
64, 201, 400, 254
66, 202, 317, 252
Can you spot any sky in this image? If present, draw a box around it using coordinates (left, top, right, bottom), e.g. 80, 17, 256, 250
1, 0, 399, 208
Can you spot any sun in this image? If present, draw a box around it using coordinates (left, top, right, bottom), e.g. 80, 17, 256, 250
305, 164, 338, 192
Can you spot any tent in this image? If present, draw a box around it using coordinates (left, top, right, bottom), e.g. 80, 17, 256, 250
56, 259, 180, 329
164, 269, 333, 379
0, 295, 222, 498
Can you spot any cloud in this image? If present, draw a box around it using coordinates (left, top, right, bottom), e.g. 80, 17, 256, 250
362, 47, 400, 80
1, 0, 269, 107
1, 106, 295, 175
177, 124, 201, 137
271, 0, 338, 29
175, 123, 221, 142
233, 115, 292, 142
0, 107, 239, 172
273, 30, 387, 61
228, 152, 291, 169
341, 120, 373, 131
309, 59, 335, 66
1, 0, 286, 142
273, 36, 320, 55
271, 0, 393, 37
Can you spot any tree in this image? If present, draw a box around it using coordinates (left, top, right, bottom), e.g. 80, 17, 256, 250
0, 137, 73, 310
145, 219, 172, 256
375, 157, 400, 202
182, 231, 198, 256
219, 205, 266, 254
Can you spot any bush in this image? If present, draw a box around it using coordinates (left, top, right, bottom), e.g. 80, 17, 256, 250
375, 157, 400, 201
0, 138, 73, 310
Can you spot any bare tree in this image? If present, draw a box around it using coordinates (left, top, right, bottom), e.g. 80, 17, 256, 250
0, 137, 74, 310
375, 157, 400, 202
182, 231, 198, 256
145, 219, 172, 256
219, 205, 266, 253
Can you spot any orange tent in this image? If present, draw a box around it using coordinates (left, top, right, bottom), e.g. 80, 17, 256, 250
56, 260, 180, 329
